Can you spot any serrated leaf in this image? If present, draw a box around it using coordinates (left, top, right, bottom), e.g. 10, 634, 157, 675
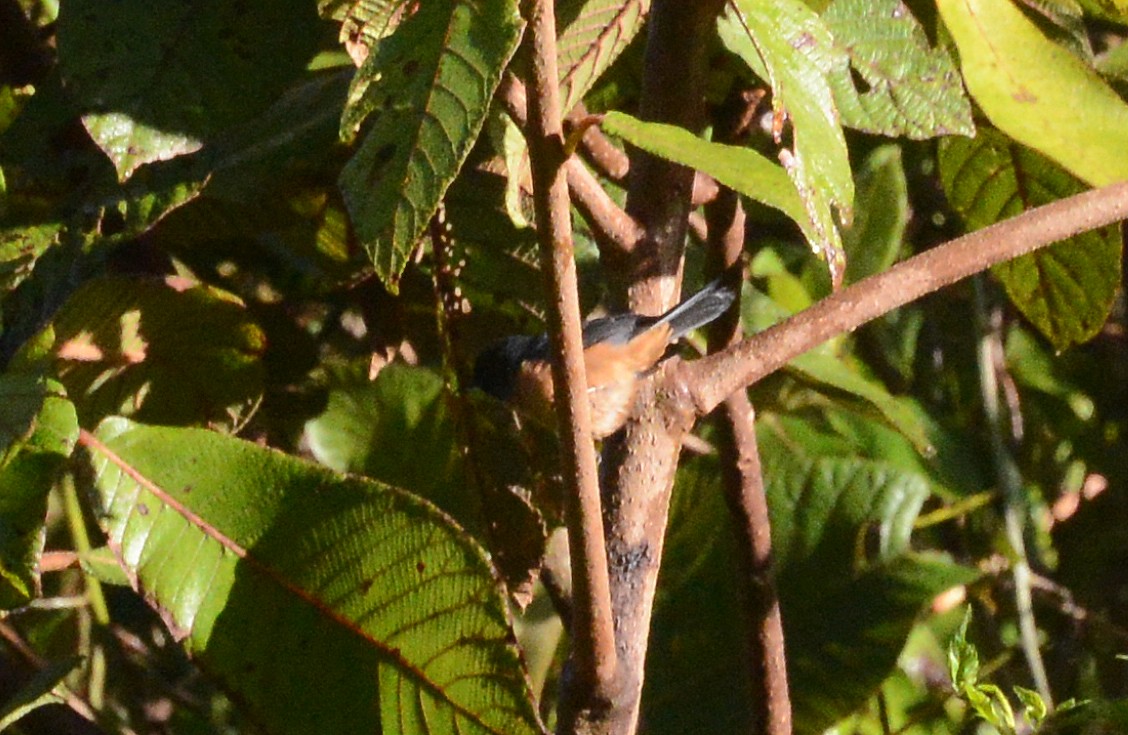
939, 129, 1122, 349
319, 0, 413, 57
823, 0, 974, 138
81, 419, 545, 735
338, 0, 524, 291
937, 0, 1128, 187
720, 0, 854, 283
41, 276, 265, 428
56, 0, 323, 181
600, 111, 805, 223
0, 375, 77, 609
557, 0, 649, 115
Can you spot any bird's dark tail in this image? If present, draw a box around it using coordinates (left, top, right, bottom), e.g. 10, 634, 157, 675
657, 279, 737, 340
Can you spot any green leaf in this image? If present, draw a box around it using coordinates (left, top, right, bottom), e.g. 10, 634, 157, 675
600, 111, 805, 224
56, 0, 323, 181
319, 0, 413, 52
823, 0, 974, 138
787, 352, 932, 454
939, 129, 1122, 349
304, 361, 549, 601
0, 223, 63, 297
304, 363, 460, 505
40, 276, 265, 428
843, 145, 909, 284
720, 0, 854, 282
81, 419, 545, 735
0, 655, 82, 731
647, 450, 977, 734
0, 375, 77, 608
338, 0, 524, 291
937, 0, 1128, 187
557, 0, 649, 115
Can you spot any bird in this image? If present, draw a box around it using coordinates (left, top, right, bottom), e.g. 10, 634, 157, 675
473, 280, 736, 438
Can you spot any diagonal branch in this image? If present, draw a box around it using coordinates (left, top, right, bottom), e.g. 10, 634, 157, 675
684, 180, 1128, 415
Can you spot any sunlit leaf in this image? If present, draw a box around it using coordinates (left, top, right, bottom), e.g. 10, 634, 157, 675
939, 129, 1122, 349
39, 276, 265, 428
937, 0, 1128, 186
338, 0, 524, 290
82, 419, 546, 735
720, 0, 853, 283
823, 0, 974, 138
557, 0, 649, 115
600, 111, 805, 223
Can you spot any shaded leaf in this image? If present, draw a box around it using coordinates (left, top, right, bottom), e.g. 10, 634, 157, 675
939, 129, 1122, 349
0, 223, 62, 297
82, 418, 545, 735
304, 361, 548, 603
823, 0, 974, 138
937, 0, 1128, 187
557, 0, 649, 115
0, 655, 82, 731
843, 144, 909, 284
38, 276, 265, 428
338, 0, 524, 290
787, 352, 932, 454
647, 449, 977, 735
720, 0, 853, 283
0, 375, 77, 608
56, 0, 323, 180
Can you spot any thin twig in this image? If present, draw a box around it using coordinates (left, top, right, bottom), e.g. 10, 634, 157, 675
521, 0, 619, 715
972, 281, 1053, 706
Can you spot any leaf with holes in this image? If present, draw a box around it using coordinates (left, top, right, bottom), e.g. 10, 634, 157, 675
56, 0, 322, 180
81, 419, 545, 735
823, 0, 973, 139
939, 129, 1122, 349
557, 0, 649, 115
337, 0, 524, 291
720, 0, 854, 284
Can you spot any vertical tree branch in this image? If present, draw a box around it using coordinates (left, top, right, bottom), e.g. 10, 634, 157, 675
704, 188, 792, 735
586, 2, 728, 734
521, 0, 619, 714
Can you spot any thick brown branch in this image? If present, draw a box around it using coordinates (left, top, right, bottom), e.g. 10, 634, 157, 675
686, 180, 1128, 414
521, 0, 618, 709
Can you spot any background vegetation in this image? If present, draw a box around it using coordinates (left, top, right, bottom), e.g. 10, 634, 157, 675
1, 0, 1127, 733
